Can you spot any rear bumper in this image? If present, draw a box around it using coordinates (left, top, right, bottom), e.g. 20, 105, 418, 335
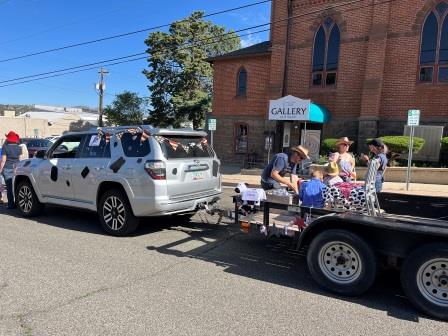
131, 191, 222, 217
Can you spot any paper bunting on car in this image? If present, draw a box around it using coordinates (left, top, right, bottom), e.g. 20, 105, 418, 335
116, 131, 124, 140
105, 133, 111, 144
168, 139, 179, 151
181, 144, 190, 153
141, 130, 151, 143
154, 135, 165, 144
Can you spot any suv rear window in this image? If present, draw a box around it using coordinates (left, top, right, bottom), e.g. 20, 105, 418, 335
158, 136, 213, 159
121, 133, 150, 157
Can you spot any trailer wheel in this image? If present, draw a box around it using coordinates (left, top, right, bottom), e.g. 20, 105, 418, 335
401, 243, 448, 321
307, 229, 377, 296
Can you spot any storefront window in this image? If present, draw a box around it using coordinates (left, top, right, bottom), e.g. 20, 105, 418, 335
235, 123, 248, 153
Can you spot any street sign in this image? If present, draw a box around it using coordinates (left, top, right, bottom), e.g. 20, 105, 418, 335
407, 109, 420, 126
406, 109, 420, 190
208, 118, 216, 131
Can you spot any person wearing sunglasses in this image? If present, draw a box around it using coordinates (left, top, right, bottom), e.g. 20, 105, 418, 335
329, 137, 356, 182
261, 145, 310, 193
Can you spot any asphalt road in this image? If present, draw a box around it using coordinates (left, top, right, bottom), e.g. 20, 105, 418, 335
1, 192, 447, 335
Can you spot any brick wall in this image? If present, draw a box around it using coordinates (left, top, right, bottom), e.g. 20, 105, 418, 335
211, 0, 448, 162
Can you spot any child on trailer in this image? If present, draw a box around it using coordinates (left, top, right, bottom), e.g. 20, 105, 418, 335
298, 170, 326, 208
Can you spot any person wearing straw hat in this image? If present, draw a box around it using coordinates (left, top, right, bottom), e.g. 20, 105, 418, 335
330, 137, 356, 182
261, 145, 310, 193
0, 131, 22, 209
323, 161, 344, 186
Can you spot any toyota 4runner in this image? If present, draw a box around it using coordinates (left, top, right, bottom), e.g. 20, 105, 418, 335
13, 126, 221, 236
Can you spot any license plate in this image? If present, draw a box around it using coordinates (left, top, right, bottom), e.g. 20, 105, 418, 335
192, 171, 205, 180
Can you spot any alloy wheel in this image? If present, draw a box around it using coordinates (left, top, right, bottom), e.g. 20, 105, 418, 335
103, 196, 126, 231
18, 186, 33, 213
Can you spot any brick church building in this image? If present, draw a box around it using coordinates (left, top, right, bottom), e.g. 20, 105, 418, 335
208, 0, 448, 163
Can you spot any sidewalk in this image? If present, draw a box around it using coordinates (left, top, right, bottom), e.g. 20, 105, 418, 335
222, 170, 448, 198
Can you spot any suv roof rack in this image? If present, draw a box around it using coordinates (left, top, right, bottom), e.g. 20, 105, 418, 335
88, 125, 207, 137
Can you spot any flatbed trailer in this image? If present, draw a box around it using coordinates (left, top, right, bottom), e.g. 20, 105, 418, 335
232, 196, 448, 321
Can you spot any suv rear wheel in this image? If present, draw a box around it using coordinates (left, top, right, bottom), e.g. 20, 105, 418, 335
98, 189, 139, 236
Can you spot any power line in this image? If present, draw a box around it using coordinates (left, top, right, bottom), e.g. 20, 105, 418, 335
0, 0, 400, 88
0, 29, 270, 88
0, 23, 270, 85
0, 0, 272, 63
0, 53, 146, 84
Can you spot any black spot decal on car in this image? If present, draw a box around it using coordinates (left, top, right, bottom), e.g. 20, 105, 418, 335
114, 142, 118, 147
50, 166, 58, 182
110, 157, 125, 173
81, 166, 90, 178
137, 158, 142, 164
66, 181, 70, 187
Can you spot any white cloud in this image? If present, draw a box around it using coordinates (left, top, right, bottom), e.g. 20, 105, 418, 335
240, 31, 262, 48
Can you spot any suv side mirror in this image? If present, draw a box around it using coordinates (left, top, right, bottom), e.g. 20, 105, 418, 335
35, 149, 47, 159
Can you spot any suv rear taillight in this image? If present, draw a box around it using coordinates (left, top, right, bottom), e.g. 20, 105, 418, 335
144, 160, 166, 180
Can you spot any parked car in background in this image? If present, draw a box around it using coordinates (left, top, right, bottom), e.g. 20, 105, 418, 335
45, 136, 60, 143
20, 138, 53, 158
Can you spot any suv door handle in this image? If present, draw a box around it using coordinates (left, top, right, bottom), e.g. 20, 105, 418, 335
94, 167, 104, 171
64, 165, 72, 170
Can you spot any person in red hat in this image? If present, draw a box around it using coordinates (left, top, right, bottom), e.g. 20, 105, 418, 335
0, 131, 22, 209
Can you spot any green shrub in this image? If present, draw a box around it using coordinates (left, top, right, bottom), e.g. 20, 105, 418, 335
441, 137, 448, 154
366, 136, 425, 154
317, 155, 329, 165
321, 138, 338, 154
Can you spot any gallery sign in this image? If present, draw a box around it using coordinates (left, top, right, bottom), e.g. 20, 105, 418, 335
268, 95, 310, 121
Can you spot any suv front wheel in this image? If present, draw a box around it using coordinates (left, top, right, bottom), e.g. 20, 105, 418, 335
98, 189, 139, 236
16, 180, 44, 217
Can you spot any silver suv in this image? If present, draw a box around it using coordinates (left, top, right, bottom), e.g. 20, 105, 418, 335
14, 126, 221, 236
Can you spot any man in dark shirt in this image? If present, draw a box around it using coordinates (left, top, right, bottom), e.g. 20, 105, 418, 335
261, 145, 309, 192
0, 131, 22, 209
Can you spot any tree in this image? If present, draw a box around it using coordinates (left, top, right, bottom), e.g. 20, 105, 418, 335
143, 11, 240, 129
104, 91, 146, 126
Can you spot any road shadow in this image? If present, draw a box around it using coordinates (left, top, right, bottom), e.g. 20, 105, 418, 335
146, 218, 434, 323
0, 205, 221, 237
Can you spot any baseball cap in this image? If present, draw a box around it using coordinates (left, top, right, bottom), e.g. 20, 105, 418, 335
367, 138, 384, 147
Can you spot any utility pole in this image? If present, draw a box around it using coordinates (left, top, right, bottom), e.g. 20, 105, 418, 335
96, 67, 109, 127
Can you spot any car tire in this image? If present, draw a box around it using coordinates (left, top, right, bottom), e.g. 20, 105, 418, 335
98, 189, 139, 236
307, 229, 377, 296
401, 243, 448, 321
15, 180, 44, 217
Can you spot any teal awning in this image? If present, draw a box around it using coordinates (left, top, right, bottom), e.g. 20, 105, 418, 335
309, 102, 331, 123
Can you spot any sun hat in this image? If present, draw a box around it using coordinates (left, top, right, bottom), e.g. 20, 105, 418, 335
335, 137, 354, 146
324, 162, 339, 176
291, 145, 310, 159
5, 131, 20, 144
367, 138, 384, 148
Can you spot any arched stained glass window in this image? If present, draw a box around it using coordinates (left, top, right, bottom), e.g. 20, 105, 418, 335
313, 27, 325, 72
237, 68, 247, 96
312, 19, 340, 87
419, 2, 448, 83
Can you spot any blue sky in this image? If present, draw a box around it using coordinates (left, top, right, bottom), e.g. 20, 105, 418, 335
0, 0, 270, 109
